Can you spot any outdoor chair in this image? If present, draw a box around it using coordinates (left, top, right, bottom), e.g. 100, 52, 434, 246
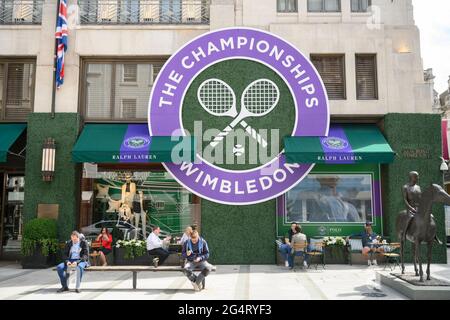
306, 239, 325, 270
381, 242, 401, 271
291, 241, 308, 270
347, 238, 363, 265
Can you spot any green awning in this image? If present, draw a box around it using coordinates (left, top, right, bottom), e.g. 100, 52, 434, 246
0, 124, 27, 162
285, 124, 395, 164
72, 124, 195, 163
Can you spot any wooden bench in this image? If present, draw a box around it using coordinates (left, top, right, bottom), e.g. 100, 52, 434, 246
84, 265, 217, 289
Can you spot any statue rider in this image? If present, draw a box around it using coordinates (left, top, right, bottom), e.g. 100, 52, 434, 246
402, 171, 421, 218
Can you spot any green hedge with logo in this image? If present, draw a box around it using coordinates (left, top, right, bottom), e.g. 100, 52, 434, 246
23, 113, 81, 241
202, 200, 276, 264
382, 113, 447, 263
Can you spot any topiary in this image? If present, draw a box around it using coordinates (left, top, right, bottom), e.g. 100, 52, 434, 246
21, 218, 59, 257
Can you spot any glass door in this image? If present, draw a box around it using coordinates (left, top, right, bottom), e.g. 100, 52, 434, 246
1, 173, 25, 257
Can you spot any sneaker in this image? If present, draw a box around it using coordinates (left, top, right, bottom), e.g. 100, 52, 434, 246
75, 289, 81, 293
303, 261, 308, 268
367, 260, 372, 266
153, 257, 160, 268
372, 260, 378, 266
57, 287, 69, 293
196, 280, 205, 291
285, 261, 289, 267
191, 281, 200, 292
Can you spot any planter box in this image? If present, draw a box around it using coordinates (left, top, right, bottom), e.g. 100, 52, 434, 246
113, 247, 182, 266
113, 247, 150, 266
21, 245, 56, 269
324, 246, 347, 264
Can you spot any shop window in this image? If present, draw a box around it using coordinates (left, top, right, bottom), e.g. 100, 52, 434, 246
277, 0, 298, 13
308, 0, 341, 12
351, 0, 371, 12
285, 174, 374, 223
0, 60, 35, 121
83, 60, 165, 121
310, 54, 346, 100
356, 54, 378, 100
79, 169, 199, 242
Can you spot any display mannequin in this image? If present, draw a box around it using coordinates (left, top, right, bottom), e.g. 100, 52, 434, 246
121, 173, 136, 207
132, 191, 147, 239
119, 173, 136, 223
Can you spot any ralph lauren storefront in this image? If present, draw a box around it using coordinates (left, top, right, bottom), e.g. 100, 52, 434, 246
17, 28, 448, 265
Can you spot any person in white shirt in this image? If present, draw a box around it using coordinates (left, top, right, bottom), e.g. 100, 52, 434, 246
288, 225, 309, 269
146, 226, 171, 266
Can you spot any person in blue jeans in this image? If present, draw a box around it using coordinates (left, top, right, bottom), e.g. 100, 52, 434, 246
288, 225, 309, 269
56, 231, 89, 293
279, 222, 297, 267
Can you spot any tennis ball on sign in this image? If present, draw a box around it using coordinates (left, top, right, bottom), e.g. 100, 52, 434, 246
233, 144, 245, 157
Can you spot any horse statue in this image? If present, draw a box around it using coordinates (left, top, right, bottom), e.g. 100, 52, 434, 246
396, 184, 449, 282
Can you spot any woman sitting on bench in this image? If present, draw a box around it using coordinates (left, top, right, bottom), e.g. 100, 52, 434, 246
93, 228, 113, 266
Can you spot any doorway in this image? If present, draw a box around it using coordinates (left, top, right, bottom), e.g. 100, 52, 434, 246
0, 173, 25, 260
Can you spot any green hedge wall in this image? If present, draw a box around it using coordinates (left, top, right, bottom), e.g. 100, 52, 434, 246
24, 113, 81, 241
382, 113, 447, 263
201, 199, 276, 264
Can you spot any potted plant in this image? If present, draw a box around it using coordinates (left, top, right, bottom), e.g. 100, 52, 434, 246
114, 239, 149, 265
323, 236, 347, 264
21, 218, 59, 269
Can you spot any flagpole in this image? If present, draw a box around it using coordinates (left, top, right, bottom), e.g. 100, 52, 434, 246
51, 0, 60, 119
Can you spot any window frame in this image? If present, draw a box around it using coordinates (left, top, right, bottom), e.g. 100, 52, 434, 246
307, 0, 341, 13
355, 53, 378, 100
0, 58, 36, 122
121, 63, 138, 84
351, 0, 371, 13
277, 0, 298, 13
310, 54, 346, 100
79, 57, 168, 123
120, 97, 138, 118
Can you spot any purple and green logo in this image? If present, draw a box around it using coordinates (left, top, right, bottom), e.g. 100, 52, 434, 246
124, 136, 151, 149
149, 28, 330, 205
321, 137, 349, 150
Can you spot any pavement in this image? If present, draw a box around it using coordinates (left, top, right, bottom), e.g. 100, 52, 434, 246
0, 262, 446, 300
0, 249, 448, 300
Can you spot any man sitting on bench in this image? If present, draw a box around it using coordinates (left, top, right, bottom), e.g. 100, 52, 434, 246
182, 230, 213, 292
146, 226, 171, 266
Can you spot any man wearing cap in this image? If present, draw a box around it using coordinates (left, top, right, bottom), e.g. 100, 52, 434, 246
347, 222, 383, 266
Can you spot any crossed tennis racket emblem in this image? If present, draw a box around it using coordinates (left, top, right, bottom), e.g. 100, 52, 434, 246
197, 78, 280, 149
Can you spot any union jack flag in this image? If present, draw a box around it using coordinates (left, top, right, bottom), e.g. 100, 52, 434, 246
55, 0, 68, 89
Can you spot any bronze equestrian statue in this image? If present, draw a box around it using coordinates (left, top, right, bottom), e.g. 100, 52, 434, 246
396, 172, 448, 282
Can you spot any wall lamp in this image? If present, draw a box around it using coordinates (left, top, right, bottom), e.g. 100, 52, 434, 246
42, 138, 56, 182
440, 157, 449, 172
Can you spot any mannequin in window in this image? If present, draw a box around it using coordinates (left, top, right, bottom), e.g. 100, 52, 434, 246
132, 191, 147, 239
121, 173, 136, 208
119, 173, 136, 223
